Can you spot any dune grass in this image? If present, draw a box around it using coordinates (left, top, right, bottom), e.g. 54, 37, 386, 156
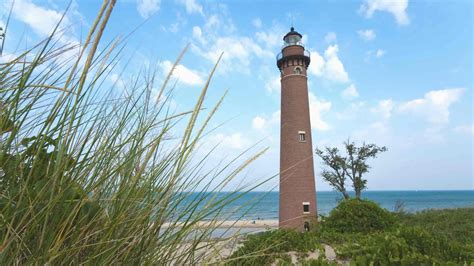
0, 0, 267, 264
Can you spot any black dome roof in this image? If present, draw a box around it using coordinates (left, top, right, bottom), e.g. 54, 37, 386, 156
283, 27, 302, 40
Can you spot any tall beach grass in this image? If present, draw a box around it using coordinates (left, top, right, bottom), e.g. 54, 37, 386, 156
0, 0, 266, 263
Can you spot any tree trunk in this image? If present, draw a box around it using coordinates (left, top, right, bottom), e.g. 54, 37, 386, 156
342, 190, 350, 200
355, 189, 361, 199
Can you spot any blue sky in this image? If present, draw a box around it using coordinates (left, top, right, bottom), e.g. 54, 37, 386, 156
1, 0, 472, 191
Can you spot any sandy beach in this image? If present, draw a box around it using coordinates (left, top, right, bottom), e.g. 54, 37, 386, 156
162, 219, 278, 228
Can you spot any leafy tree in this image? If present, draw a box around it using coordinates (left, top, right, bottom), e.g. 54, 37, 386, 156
316, 140, 387, 199
315, 147, 350, 200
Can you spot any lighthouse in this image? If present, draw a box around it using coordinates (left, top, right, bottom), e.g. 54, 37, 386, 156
277, 27, 317, 230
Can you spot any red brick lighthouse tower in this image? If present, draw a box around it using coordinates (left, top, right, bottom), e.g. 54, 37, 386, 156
277, 27, 317, 230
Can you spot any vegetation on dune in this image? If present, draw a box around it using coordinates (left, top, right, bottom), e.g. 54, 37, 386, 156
323, 199, 396, 233
230, 203, 474, 265
227, 229, 324, 265
397, 208, 474, 245
0, 0, 267, 264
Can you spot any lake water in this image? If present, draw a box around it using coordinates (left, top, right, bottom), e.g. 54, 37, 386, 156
206, 190, 474, 221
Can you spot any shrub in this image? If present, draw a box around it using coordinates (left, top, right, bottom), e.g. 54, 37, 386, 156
323, 199, 396, 233
397, 208, 474, 244
336, 226, 474, 265
227, 229, 322, 265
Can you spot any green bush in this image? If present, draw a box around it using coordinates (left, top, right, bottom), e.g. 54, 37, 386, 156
336, 226, 474, 265
323, 199, 396, 233
229, 208, 474, 265
227, 229, 322, 265
397, 208, 474, 244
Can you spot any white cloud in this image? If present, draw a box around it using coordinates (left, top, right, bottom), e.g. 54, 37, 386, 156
265, 75, 280, 93
109, 73, 129, 96
398, 88, 464, 124
308, 45, 349, 83
453, 124, 474, 136
376, 49, 386, 57
255, 31, 281, 49
194, 36, 272, 73
324, 45, 350, 82
204, 14, 220, 30
0, 53, 18, 64
252, 116, 266, 130
7, 0, 68, 37
372, 99, 394, 119
342, 84, 359, 99
309, 92, 332, 131
137, 0, 160, 19
176, 0, 203, 15
215, 133, 250, 150
160, 60, 204, 86
162, 12, 187, 33
357, 29, 376, 41
309, 52, 325, 76
359, 0, 410, 26
252, 111, 280, 131
191, 8, 276, 73
4, 0, 82, 63
365, 49, 387, 61
252, 18, 262, 28
192, 26, 206, 44
324, 32, 337, 43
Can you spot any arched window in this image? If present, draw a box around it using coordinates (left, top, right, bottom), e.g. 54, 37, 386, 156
294, 66, 302, 75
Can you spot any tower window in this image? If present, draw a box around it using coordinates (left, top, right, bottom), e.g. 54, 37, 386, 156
298, 131, 306, 142
294, 66, 302, 74
303, 202, 310, 214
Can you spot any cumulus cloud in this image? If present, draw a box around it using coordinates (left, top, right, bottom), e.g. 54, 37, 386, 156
265, 75, 280, 93
357, 29, 376, 41
215, 133, 250, 150
252, 116, 266, 130
359, 0, 410, 26
137, 0, 160, 19
252, 111, 280, 131
308, 45, 349, 83
190, 10, 274, 73
324, 32, 337, 43
6, 0, 69, 37
342, 84, 359, 99
372, 99, 394, 119
4, 0, 82, 63
255, 30, 281, 49
398, 88, 464, 124
176, 0, 203, 15
194, 36, 272, 73
160, 60, 204, 86
309, 92, 332, 131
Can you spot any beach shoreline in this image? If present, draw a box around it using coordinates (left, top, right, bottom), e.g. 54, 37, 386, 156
162, 219, 279, 229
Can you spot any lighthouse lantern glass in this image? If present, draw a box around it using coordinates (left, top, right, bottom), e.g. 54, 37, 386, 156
285, 34, 301, 45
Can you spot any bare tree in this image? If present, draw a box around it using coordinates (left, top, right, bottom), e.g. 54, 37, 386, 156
316, 140, 387, 199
